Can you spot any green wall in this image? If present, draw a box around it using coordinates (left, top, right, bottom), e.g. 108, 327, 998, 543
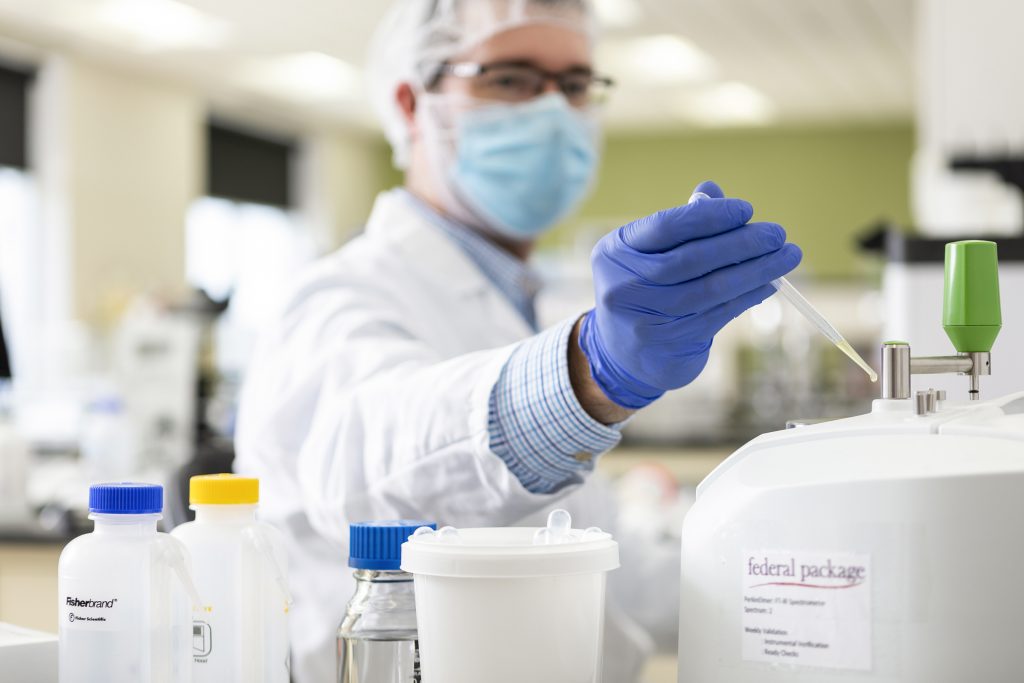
376, 121, 915, 279
556, 122, 914, 279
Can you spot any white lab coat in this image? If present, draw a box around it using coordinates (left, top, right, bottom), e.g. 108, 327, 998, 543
235, 189, 679, 683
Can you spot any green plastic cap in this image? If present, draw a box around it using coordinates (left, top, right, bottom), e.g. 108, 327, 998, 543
942, 240, 1001, 352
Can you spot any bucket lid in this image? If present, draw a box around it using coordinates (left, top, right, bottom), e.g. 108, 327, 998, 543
400, 510, 619, 579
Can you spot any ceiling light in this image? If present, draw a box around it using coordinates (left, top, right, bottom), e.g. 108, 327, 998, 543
592, 0, 643, 28
90, 0, 229, 52
675, 82, 776, 126
598, 35, 716, 85
239, 52, 360, 105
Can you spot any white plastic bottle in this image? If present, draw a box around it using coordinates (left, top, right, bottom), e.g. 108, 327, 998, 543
171, 474, 290, 683
58, 483, 201, 683
79, 395, 136, 480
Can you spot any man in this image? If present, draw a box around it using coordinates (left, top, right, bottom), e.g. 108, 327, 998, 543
235, 1, 802, 681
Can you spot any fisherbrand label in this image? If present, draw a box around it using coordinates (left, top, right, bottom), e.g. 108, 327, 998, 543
65, 597, 118, 609
60, 579, 123, 631
741, 549, 871, 671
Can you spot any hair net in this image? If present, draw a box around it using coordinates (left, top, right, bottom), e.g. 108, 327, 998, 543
367, 0, 595, 169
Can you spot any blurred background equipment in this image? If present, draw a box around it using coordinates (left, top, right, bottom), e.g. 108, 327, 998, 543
0, 298, 10, 382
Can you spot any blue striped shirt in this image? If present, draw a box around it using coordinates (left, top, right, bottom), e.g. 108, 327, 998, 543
399, 190, 622, 494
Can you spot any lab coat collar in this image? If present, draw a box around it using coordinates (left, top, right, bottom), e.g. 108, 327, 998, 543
365, 188, 515, 299
364, 189, 538, 340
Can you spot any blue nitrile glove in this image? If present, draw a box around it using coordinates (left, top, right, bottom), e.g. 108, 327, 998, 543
578, 181, 802, 409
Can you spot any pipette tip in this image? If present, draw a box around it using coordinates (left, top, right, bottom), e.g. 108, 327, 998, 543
837, 340, 878, 383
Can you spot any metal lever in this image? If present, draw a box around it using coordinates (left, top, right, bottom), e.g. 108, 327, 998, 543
912, 352, 991, 400
881, 342, 991, 401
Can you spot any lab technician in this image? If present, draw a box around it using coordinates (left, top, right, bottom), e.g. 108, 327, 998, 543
235, 0, 801, 681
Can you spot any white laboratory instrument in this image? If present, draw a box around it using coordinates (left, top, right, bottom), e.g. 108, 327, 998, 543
678, 240, 1021, 681
171, 475, 290, 683
58, 483, 200, 683
401, 510, 619, 683
79, 396, 134, 481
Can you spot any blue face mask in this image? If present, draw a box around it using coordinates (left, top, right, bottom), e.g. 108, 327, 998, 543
448, 93, 599, 239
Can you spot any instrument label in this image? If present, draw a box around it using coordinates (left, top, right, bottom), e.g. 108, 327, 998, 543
741, 549, 871, 671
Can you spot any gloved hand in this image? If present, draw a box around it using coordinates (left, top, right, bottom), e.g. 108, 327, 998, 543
578, 181, 802, 409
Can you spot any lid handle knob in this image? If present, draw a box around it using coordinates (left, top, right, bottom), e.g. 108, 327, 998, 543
943, 240, 1001, 353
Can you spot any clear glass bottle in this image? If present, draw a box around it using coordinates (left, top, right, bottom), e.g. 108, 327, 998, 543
337, 521, 435, 683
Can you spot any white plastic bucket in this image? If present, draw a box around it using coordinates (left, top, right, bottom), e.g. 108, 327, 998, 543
401, 511, 619, 683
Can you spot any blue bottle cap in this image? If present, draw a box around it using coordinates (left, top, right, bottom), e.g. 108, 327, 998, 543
89, 483, 164, 514
349, 520, 436, 570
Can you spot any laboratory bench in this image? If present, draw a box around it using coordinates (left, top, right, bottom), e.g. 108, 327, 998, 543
0, 543, 61, 635
0, 445, 731, 683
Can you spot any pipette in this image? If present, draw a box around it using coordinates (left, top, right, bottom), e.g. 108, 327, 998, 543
770, 276, 877, 382
687, 191, 878, 382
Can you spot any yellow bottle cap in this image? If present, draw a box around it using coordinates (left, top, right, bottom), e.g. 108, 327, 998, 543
189, 473, 259, 505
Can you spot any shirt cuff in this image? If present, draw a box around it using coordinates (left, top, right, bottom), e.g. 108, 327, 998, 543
488, 317, 623, 494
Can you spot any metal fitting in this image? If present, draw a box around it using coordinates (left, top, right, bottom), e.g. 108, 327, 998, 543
881, 342, 911, 400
